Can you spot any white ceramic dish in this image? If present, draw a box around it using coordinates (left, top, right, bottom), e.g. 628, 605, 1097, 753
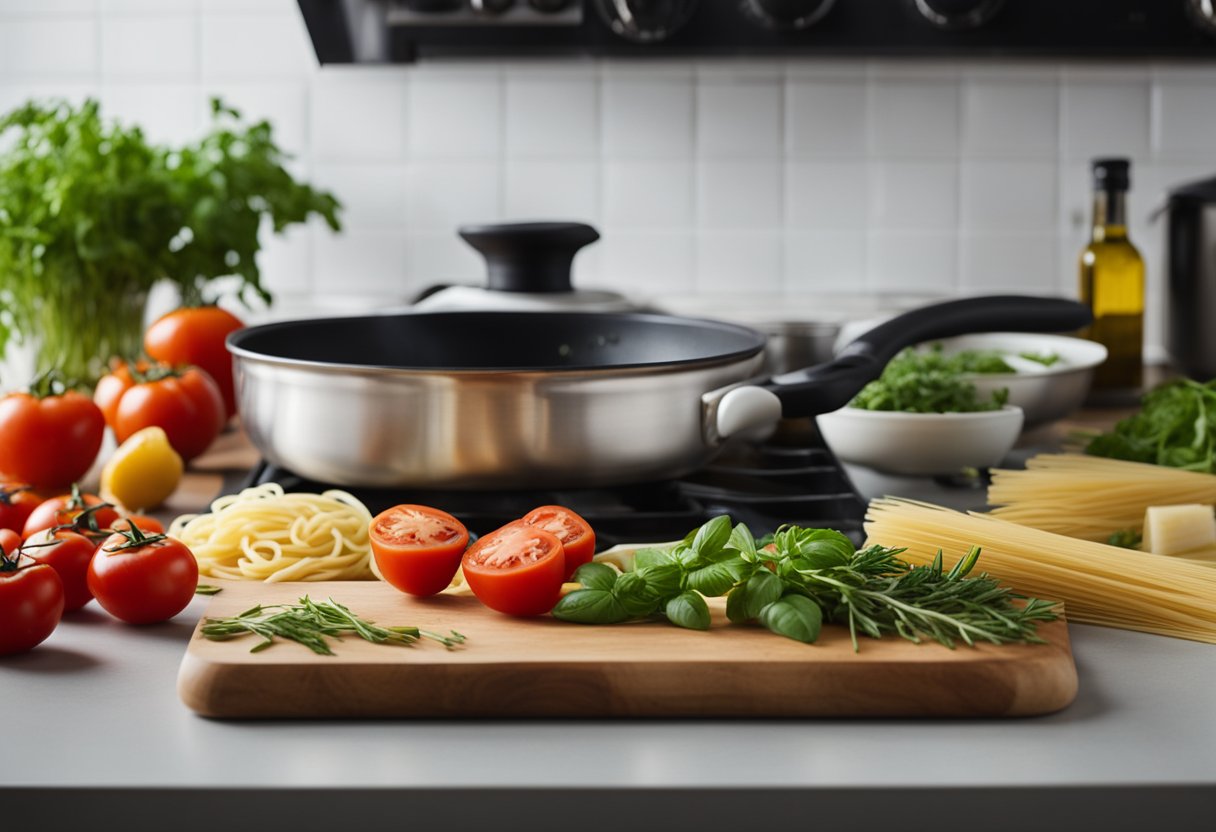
929, 332, 1107, 429
815, 405, 1025, 476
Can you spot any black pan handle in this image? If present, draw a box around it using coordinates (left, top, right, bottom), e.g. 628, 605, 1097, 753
458, 221, 600, 293
762, 295, 1093, 417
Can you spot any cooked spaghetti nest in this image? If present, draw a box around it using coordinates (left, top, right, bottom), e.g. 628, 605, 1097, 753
169, 483, 377, 582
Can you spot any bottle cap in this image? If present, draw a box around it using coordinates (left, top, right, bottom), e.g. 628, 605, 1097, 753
1092, 158, 1131, 191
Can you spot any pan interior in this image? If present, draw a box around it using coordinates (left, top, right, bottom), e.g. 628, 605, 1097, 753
229, 311, 766, 371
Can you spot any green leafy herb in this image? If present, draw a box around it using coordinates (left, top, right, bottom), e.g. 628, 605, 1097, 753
199, 596, 465, 655
0, 97, 341, 384
194, 584, 223, 596
1107, 529, 1143, 550
1019, 351, 1062, 367
1086, 379, 1216, 472
552, 517, 1058, 651
849, 345, 1010, 413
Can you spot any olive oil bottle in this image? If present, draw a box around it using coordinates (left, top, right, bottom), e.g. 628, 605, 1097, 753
1079, 158, 1144, 393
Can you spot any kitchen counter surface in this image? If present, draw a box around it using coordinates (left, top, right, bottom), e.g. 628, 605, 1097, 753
6, 426, 1215, 831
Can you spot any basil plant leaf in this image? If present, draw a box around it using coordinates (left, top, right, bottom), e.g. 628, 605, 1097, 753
571, 562, 619, 592
758, 595, 823, 644
636, 561, 683, 597
691, 515, 732, 558
614, 571, 662, 618
551, 590, 630, 625
684, 562, 740, 597
743, 569, 784, 620
664, 591, 711, 631
634, 546, 675, 571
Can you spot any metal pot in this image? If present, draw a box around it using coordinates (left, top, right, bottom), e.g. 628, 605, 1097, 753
228, 296, 1089, 489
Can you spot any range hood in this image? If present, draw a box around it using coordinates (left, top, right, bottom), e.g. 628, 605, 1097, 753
297, 0, 1216, 64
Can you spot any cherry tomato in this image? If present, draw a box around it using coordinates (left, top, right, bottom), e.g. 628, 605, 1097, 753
520, 505, 596, 580
144, 306, 244, 421
0, 483, 41, 534
94, 360, 225, 462
111, 515, 165, 535
87, 524, 198, 625
23, 528, 96, 612
370, 504, 470, 597
23, 488, 120, 540
0, 528, 20, 555
0, 376, 105, 490
0, 545, 64, 656
462, 521, 565, 616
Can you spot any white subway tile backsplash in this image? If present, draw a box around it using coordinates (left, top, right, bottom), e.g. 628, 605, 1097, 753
1062, 80, 1151, 161
408, 74, 501, 159
257, 224, 313, 297
1153, 82, 1216, 158
871, 78, 960, 158
696, 79, 781, 159
603, 161, 693, 228
695, 231, 783, 294
101, 1, 199, 12
405, 161, 500, 230
961, 80, 1058, 158
786, 161, 868, 230
504, 161, 598, 222
405, 231, 487, 288
868, 232, 957, 293
201, 82, 309, 156
102, 15, 197, 80
785, 231, 866, 293
313, 229, 409, 297
0, 17, 97, 79
504, 75, 598, 160
101, 84, 202, 144
870, 161, 958, 230
785, 78, 868, 158
310, 68, 409, 161
961, 160, 1057, 231
599, 231, 695, 297
958, 233, 1058, 294
200, 13, 316, 80
697, 161, 783, 229
0, 0, 95, 14
601, 78, 693, 160
311, 163, 409, 229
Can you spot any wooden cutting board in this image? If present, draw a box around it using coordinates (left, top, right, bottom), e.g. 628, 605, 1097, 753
177, 580, 1077, 719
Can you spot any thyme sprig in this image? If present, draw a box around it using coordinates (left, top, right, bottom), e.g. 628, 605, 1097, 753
553, 516, 1058, 651
200, 596, 466, 655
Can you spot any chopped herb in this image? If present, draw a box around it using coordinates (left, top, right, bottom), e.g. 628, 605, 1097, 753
1086, 379, 1216, 472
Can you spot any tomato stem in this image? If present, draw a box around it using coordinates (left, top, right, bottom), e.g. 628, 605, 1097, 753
102, 518, 169, 553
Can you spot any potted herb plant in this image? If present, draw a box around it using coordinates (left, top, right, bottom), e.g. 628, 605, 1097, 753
0, 98, 340, 386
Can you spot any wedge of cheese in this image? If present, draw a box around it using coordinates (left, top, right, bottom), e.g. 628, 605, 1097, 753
1141, 504, 1216, 556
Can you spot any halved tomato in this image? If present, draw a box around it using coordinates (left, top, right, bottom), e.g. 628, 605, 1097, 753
370, 504, 469, 597
461, 521, 565, 616
520, 505, 595, 580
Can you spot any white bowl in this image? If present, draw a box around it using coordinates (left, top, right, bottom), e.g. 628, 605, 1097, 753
930, 333, 1108, 429
816, 405, 1025, 476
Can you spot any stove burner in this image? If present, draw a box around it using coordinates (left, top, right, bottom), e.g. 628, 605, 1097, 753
238, 426, 866, 549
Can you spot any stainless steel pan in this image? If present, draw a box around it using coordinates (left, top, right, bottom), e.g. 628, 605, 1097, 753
227, 296, 1090, 489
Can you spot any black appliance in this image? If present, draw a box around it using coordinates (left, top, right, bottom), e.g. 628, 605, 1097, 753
298, 0, 1216, 63
240, 425, 868, 548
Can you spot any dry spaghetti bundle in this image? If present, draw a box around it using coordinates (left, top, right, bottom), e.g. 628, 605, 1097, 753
864, 497, 1216, 644
170, 483, 376, 582
987, 453, 1216, 542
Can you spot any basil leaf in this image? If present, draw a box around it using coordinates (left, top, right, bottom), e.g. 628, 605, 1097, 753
725, 583, 750, 624
664, 591, 711, 631
800, 529, 856, 568
571, 562, 619, 591
684, 562, 738, 597
675, 545, 703, 569
758, 595, 823, 644
634, 546, 675, 571
551, 590, 630, 625
614, 572, 662, 617
691, 515, 732, 558
743, 570, 783, 620
728, 522, 757, 562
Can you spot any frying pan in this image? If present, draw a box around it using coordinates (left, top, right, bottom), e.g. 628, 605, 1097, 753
228, 296, 1091, 488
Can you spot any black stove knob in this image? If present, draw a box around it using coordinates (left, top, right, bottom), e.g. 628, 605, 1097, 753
595, 0, 700, 42
1188, 0, 1216, 35
913, 0, 1004, 30
745, 0, 837, 30
471, 0, 515, 13
529, 0, 571, 11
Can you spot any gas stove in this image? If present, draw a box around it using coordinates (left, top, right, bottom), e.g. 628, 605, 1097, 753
239, 420, 867, 549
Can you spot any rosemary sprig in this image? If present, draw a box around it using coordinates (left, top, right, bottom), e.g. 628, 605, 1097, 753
200, 596, 466, 655
552, 516, 1058, 651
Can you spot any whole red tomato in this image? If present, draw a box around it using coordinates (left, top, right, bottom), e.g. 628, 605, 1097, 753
94, 361, 225, 462
0, 540, 65, 656
23, 528, 97, 612
144, 306, 244, 421
87, 523, 198, 624
0, 483, 41, 534
23, 487, 120, 541
0, 375, 105, 490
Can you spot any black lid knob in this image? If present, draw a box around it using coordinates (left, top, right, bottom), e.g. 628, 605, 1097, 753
1092, 158, 1131, 191
458, 221, 600, 293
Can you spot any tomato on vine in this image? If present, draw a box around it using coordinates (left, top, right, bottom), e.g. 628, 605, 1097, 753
87, 522, 198, 624
0, 372, 105, 490
94, 360, 225, 462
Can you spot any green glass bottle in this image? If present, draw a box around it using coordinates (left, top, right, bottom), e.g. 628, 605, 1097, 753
1080, 158, 1144, 392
